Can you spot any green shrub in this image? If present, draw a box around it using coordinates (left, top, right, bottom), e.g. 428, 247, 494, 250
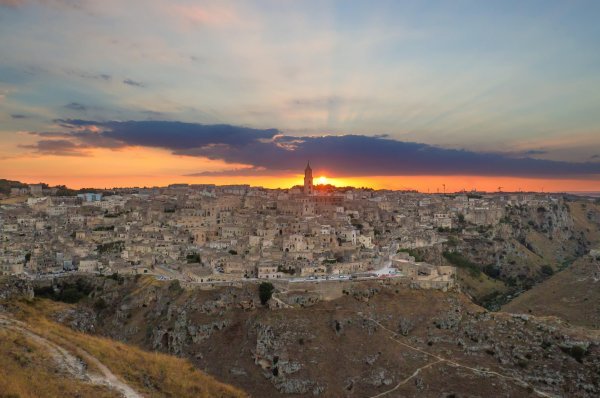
560, 345, 587, 363
277, 265, 295, 275
397, 248, 424, 262
540, 265, 554, 276
483, 264, 501, 279
93, 298, 108, 311
97, 240, 124, 254
186, 253, 201, 263
446, 235, 460, 247
106, 272, 124, 284
33, 285, 55, 298
258, 282, 274, 305
168, 280, 184, 295
442, 251, 481, 277
35, 279, 93, 303
93, 225, 114, 231
60, 287, 84, 303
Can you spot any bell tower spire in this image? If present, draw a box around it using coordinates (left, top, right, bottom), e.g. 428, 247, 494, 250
304, 161, 313, 195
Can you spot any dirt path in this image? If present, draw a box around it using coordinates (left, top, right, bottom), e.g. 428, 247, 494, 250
369, 359, 443, 398
0, 314, 143, 398
308, 308, 557, 398
362, 314, 557, 398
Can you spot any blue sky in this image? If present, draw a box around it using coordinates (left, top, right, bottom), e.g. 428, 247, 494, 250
1, 0, 599, 187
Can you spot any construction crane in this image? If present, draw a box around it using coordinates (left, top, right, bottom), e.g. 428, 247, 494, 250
498, 186, 503, 193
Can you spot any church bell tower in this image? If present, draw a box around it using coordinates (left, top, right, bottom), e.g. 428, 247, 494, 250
304, 161, 313, 195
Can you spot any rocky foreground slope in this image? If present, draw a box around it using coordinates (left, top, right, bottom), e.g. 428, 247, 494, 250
35, 274, 600, 397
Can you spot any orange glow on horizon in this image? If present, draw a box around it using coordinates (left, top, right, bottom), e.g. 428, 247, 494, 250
1, 147, 599, 193
7, 173, 600, 193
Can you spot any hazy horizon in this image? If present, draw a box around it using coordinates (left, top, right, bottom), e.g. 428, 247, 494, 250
6, 175, 600, 196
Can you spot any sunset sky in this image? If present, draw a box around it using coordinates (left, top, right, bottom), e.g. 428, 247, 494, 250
1, 0, 599, 192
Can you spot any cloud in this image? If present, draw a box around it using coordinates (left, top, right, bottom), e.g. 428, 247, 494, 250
66, 70, 111, 81
123, 79, 145, 87
27, 128, 123, 151
0, 0, 24, 8
64, 102, 87, 111
28, 131, 71, 137
521, 149, 547, 156
592, 154, 600, 160
181, 134, 600, 178
494, 149, 548, 158
19, 139, 88, 156
25, 120, 600, 178
186, 167, 278, 177
10, 113, 28, 119
288, 96, 370, 109
0, 0, 86, 10
54, 119, 279, 150
141, 110, 164, 119
171, 4, 240, 27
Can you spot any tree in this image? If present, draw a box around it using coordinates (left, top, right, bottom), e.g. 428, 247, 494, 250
258, 282, 274, 305
186, 253, 201, 263
168, 279, 184, 295
540, 265, 554, 276
483, 264, 501, 279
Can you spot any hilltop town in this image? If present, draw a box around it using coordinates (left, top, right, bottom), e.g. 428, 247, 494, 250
3, 164, 596, 300
2, 167, 600, 397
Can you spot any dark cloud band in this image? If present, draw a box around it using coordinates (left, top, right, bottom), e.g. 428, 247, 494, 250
24, 120, 600, 178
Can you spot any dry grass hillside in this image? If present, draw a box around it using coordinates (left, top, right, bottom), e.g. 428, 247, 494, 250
503, 255, 600, 329
0, 326, 121, 398
0, 298, 246, 398
455, 266, 507, 299
569, 200, 600, 248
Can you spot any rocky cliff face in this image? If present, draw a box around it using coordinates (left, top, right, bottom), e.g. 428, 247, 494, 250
0, 277, 34, 301
414, 199, 600, 309
466, 200, 587, 273
45, 275, 600, 397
